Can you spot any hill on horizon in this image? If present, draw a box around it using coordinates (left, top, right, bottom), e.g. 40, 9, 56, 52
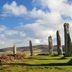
0, 45, 65, 54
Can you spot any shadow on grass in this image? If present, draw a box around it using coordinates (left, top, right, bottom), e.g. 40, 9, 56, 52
27, 58, 65, 60
0, 59, 72, 66
0, 63, 70, 66
28, 56, 66, 60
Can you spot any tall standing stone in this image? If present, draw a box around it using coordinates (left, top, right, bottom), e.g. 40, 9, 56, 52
56, 30, 63, 55
64, 23, 71, 56
13, 43, 16, 55
48, 36, 53, 54
29, 40, 33, 56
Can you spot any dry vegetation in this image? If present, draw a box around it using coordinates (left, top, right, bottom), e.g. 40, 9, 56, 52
0, 53, 26, 63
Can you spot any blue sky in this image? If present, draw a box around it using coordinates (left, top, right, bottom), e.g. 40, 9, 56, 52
0, 0, 34, 27
0, 0, 72, 48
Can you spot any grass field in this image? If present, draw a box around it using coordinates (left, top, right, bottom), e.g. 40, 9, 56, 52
0, 55, 72, 72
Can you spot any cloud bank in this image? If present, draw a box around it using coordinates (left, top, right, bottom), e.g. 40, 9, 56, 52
0, 0, 72, 48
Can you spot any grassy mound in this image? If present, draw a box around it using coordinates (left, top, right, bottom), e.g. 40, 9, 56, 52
0, 54, 72, 72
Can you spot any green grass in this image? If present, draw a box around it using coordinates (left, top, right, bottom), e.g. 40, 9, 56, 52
0, 55, 72, 72
1, 65, 72, 72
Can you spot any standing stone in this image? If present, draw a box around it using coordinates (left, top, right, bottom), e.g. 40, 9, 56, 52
29, 40, 33, 56
64, 23, 71, 56
48, 36, 53, 54
13, 43, 16, 55
56, 30, 63, 55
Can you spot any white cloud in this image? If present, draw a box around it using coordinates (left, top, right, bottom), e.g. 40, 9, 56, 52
30, 7, 46, 18
25, 22, 55, 38
3, 1, 27, 16
0, 25, 6, 32
33, 0, 72, 18
5, 30, 18, 36
19, 32, 26, 37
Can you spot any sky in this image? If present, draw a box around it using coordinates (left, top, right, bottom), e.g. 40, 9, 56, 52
0, 0, 72, 48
